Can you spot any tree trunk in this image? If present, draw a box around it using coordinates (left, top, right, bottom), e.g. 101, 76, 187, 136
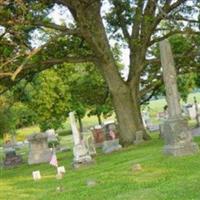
97, 114, 102, 125
130, 81, 151, 141
110, 82, 149, 146
67, 1, 149, 145
77, 114, 83, 133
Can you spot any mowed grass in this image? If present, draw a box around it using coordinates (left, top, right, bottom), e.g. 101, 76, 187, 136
1, 135, 200, 200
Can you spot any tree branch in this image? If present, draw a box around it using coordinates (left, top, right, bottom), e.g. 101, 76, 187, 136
149, 29, 200, 46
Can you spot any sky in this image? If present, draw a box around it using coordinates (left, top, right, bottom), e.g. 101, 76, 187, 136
32, 2, 130, 78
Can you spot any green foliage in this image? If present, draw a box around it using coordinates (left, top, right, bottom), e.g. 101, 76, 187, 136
177, 73, 197, 102
63, 63, 114, 121
0, 106, 17, 138
11, 102, 36, 128
27, 69, 71, 131
56, 129, 72, 137
142, 34, 200, 103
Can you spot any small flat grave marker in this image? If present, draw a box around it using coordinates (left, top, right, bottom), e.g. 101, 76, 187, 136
32, 170, 41, 181
57, 166, 66, 174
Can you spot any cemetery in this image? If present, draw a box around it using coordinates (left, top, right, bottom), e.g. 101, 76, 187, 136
0, 1, 200, 200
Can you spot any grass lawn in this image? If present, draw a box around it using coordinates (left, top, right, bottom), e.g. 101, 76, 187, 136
1, 135, 200, 200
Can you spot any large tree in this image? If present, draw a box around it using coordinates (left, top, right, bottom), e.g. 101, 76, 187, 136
0, 0, 199, 145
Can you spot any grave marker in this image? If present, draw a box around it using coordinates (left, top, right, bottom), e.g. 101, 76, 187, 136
159, 39, 199, 156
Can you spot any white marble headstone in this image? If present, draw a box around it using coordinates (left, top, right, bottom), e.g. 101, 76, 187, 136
32, 170, 41, 181
57, 166, 66, 174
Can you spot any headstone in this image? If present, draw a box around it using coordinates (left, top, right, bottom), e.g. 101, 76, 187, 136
132, 163, 142, 172
85, 135, 96, 156
57, 166, 66, 174
3, 143, 22, 168
91, 125, 105, 147
134, 131, 144, 145
27, 133, 52, 165
103, 122, 119, 140
102, 139, 122, 153
69, 112, 93, 168
142, 111, 160, 132
102, 122, 122, 153
86, 179, 97, 187
159, 39, 199, 156
32, 170, 41, 181
45, 129, 59, 149
45, 129, 58, 143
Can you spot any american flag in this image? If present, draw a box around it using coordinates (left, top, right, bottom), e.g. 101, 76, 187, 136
49, 152, 58, 167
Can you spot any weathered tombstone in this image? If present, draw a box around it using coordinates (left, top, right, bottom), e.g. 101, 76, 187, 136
45, 129, 60, 149
3, 143, 22, 168
91, 125, 105, 147
142, 111, 159, 132
32, 170, 41, 181
85, 135, 96, 156
134, 131, 144, 145
57, 166, 66, 174
132, 163, 142, 172
86, 179, 97, 187
46, 129, 57, 143
159, 39, 199, 156
27, 133, 52, 165
69, 112, 93, 168
102, 122, 122, 153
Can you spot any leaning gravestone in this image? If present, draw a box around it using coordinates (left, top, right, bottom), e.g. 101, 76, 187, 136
159, 39, 199, 156
3, 143, 22, 168
102, 122, 122, 153
69, 112, 93, 168
27, 133, 52, 165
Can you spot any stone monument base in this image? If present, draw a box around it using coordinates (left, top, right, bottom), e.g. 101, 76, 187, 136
164, 142, 199, 156
73, 144, 93, 168
28, 150, 52, 165
163, 117, 199, 156
102, 139, 122, 154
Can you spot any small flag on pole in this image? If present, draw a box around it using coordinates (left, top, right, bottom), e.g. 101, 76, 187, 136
50, 152, 58, 167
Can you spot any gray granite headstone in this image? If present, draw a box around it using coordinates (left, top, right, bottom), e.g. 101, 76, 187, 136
134, 131, 144, 145
27, 133, 52, 165
3, 143, 22, 168
102, 139, 122, 154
